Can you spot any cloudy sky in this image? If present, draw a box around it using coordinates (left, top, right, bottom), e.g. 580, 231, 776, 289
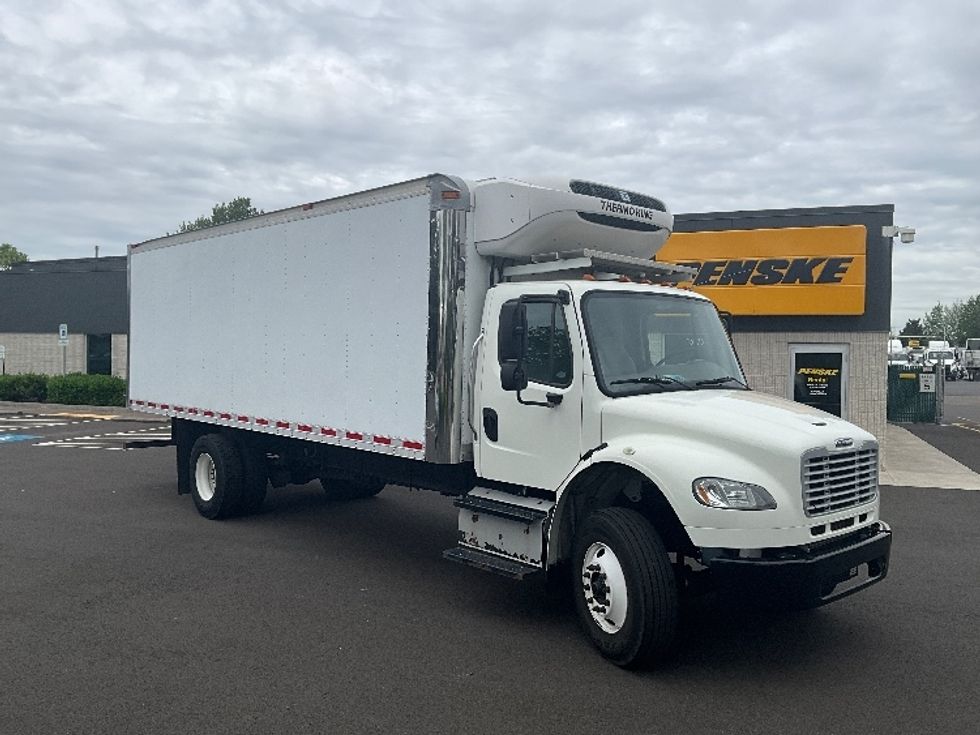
2, 0, 977, 330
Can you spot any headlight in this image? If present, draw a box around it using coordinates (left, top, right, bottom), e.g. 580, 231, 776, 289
692, 477, 776, 510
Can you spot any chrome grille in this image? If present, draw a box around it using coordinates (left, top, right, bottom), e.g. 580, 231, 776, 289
802, 446, 878, 516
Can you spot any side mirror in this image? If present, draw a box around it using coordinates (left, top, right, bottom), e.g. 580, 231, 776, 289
500, 362, 528, 392
499, 301, 527, 392
498, 301, 526, 362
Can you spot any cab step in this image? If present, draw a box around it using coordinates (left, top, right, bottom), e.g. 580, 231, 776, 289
453, 491, 549, 523
443, 546, 542, 580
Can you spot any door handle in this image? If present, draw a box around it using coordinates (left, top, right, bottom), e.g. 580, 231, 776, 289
482, 408, 499, 442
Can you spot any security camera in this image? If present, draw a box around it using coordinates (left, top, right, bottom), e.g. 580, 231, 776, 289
882, 225, 916, 243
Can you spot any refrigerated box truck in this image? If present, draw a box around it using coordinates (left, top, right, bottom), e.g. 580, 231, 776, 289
128, 174, 891, 667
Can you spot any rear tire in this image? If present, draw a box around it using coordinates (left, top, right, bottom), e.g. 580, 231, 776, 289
189, 434, 244, 519
573, 507, 678, 668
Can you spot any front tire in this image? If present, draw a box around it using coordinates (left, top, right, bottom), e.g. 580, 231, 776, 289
573, 507, 678, 668
189, 434, 244, 519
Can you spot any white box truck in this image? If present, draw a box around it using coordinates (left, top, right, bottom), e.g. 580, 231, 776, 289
128, 174, 891, 667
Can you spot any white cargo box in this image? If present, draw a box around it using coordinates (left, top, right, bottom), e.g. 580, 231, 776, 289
129, 176, 471, 461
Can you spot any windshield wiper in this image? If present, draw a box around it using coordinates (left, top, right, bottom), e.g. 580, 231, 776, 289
694, 375, 749, 389
610, 375, 694, 390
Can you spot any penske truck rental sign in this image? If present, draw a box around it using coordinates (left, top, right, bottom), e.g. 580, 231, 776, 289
656, 225, 867, 316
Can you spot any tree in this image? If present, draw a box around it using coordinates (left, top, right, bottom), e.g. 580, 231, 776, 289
910, 296, 980, 345
0, 242, 28, 270
953, 295, 980, 343
921, 302, 950, 340
900, 318, 924, 336
176, 197, 263, 234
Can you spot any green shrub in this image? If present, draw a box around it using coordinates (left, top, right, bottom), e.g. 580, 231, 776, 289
0, 373, 48, 402
46, 374, 127, 407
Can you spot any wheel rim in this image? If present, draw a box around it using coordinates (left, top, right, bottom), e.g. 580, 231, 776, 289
195, 453, 217, 502
581, 541, 629, 634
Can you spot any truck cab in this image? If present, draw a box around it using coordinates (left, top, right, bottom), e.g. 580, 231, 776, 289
456, 271, 890, 666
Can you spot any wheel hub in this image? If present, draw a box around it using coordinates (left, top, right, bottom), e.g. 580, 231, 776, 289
581, 542, 629, 634
195, 453, 217, 502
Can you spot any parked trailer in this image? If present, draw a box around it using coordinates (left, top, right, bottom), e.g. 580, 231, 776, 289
128, 174, 891, 667
964, 338, 980, 381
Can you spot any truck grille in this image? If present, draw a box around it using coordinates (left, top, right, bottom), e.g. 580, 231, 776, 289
802, 446, 878, 516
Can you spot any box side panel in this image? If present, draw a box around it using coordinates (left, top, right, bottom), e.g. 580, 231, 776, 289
129, 193, 431, 447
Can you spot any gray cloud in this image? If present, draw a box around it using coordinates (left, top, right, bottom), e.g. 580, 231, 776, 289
1, 0, 977, 330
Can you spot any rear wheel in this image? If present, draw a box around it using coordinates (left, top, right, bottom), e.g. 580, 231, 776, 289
319, 476, 386, 501
573, 507, 678, 668
189, 434, 244, 519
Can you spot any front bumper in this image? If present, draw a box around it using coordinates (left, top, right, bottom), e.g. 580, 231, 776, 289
703, 522, 892, 605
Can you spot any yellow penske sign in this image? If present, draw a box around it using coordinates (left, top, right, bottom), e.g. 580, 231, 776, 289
656, 225, 867, 316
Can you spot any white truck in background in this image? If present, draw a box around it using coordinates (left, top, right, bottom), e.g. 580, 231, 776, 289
964, 338, 980, 381
925, 347, 956, 378
128, 174, 892, 667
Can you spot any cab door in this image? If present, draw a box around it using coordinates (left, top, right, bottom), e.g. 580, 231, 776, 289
476, 287, 583, 490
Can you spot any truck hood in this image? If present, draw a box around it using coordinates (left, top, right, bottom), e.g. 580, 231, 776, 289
601, 389, 876, 457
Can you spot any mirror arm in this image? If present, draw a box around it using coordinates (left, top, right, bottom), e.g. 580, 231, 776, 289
515, 389, 561, 408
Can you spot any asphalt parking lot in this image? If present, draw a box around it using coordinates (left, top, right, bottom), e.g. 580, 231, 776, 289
905, 379, 980, 473
1, 407, 979, 734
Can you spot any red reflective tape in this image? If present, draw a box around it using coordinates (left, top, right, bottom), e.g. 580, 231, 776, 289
238, 415, 249, 423
134, 400, 145, 406
297, 424, 313, 433
402, 440, 424, 451
147, 402, 158, 408
255, 418, 269, 426
276, 421, 290, 429
174, 406, 184, 412
346, 431, 363, 441
161, 404, 170, 410
188, 408, 199, 415
219, 413, 231, 420
373, 435, 392, 445
203, 410, 214, 417
320, 428, 337, 437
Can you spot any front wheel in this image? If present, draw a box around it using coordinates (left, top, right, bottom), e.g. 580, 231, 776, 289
573, 507, 678, 668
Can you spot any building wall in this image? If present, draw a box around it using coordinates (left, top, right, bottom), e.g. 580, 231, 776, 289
0, 333, 128, 378
111, 334, 128, 379
733, 330, 889, 446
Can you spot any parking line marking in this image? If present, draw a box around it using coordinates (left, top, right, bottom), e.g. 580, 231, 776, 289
952, 422, 980, 435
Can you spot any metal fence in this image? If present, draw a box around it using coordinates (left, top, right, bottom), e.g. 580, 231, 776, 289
886, 364, 943, 423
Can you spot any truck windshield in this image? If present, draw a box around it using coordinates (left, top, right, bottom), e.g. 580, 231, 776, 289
582, 291, 746, 396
